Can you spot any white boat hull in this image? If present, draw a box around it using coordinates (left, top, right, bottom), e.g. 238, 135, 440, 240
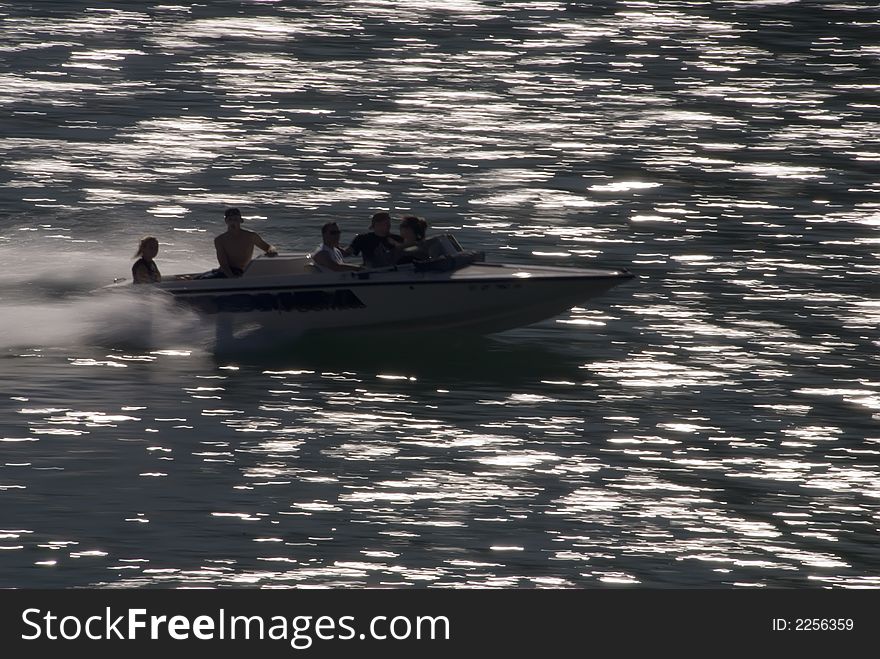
158, 262, 633, 336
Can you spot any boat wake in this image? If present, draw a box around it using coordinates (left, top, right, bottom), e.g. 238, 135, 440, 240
0, 247, 211, 352
0, 290, 211, 353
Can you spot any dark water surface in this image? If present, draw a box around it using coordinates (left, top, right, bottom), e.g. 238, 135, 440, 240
1, 0, 880, 588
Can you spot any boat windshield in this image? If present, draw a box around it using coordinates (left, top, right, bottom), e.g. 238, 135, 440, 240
423, 233, 463, 258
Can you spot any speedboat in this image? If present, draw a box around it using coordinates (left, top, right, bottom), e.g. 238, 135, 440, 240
136, 234, 633, 336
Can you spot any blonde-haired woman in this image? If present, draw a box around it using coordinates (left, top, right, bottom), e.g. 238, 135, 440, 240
132, 236, 162, 284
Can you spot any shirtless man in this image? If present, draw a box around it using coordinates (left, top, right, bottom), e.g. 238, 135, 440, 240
214, 207, 277, 277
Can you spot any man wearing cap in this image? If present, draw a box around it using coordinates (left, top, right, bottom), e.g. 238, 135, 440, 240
345, 211, 402, 269
214, 207, 278, 278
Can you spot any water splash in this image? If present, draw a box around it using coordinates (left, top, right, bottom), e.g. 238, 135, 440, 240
0, 245, 211, 351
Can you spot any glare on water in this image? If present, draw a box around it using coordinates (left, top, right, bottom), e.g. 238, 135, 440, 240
1, 0, 880, 588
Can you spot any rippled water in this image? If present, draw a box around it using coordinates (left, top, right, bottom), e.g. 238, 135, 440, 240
2, 0, 880, 588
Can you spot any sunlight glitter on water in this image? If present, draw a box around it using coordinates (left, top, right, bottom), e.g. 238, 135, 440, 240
2, 0, 880, 589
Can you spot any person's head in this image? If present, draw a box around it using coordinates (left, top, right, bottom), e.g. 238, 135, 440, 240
399, 215, 428, 243
321, 221, 341, 246
134, 236, 159, 260
370, 211, 392, 237
224, 207, 243, 228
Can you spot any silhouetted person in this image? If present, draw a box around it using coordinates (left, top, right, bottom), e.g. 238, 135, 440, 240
213, 207, 277, 278
395, 215, 429, 264
345, 211, 402, 268
312, 222, 360, 272
132, 236, 161, 284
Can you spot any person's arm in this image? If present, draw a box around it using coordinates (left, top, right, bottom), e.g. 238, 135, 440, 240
387, 235, 410, 264
214, 236, 236, 278
344, 235, 360, 258
254, 233, 278, 257
313, 250, 360, 272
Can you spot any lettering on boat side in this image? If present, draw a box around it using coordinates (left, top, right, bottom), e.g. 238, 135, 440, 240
467, 283, 522, 291
181, 289, 366, 314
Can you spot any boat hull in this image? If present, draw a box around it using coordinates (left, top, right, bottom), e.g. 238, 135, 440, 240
159, 262, 633, 337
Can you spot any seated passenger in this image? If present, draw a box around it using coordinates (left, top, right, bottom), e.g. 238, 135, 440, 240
132, 236, 161, 284
345, 211, 402, 268
312, 222, 361, 272
394, 215, 429, 264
